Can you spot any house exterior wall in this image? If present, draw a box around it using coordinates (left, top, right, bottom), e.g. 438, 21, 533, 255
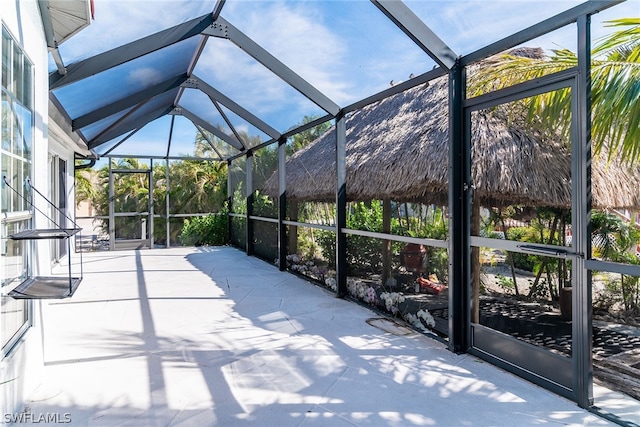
0, 0, 81, 420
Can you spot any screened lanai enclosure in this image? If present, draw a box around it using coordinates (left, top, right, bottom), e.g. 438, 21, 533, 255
50, 0, 640, 423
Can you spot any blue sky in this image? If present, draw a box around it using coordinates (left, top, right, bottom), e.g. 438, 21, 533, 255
54, 0, 639, 160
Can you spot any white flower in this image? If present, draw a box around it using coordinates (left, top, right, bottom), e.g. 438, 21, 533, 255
347, 280, 357, 296
365, 286, 377, 305
380, 292, 404, 314
417, 309, 436, 328
325, 277, 337, 291
357, 283, 367, 300
404, 313, 427, 331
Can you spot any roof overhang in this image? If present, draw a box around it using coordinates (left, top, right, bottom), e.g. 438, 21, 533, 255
49, 97, 93, 158
39, 0, 93, 75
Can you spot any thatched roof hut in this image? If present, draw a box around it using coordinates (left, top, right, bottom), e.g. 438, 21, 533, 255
266, 75, 640, 210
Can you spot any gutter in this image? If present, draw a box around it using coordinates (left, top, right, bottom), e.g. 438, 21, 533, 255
75, 157, 96, 170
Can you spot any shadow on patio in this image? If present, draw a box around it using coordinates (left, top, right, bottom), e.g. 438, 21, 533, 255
23, 246, 632, 426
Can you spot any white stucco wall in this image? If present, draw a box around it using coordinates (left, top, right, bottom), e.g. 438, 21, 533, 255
0, 0, 75, 421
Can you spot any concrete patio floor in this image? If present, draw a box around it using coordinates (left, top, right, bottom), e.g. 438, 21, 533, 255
24, 246, 639, 426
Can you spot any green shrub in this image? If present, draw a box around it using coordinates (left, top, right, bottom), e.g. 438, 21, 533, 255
507, 226, 538, 271
180, 212, 228, 246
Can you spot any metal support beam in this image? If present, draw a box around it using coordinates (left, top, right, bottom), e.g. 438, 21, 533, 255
73, 74, 188, 130
185, 75, 281, 140
166, 115, 176, 158
344, 66, 446, 113
227, 159, 233, 245
89, 104, 174, 149
193, 123, 224, 159
50, 14, 214, 90
448, 61, 470, 352
212, 0, 226, 20
88, 99, 150, 148
149, 159, 155, 249
461, 0, 623, 66
166, 158, 171, 248
173, 33, 209, 108
574, 12, 593, 409
278, 137, 287, 271
335, 112, 347, 298
371, 0, 457, 70
99, 128, 140, 157
108, 160, 115, 251
246, 151, 254, 255
212, 100, 247, 151
203, 17, 340, 116
171, 107, 244, 151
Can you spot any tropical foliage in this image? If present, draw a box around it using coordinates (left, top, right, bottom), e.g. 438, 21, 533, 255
468, 18, 640, 164
314, 202, 449, 280
180, 210, 228, 246
78, 146, 228, 245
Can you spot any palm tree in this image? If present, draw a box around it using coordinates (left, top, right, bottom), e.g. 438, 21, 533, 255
167, 159, 227, 214
591, 210, 640, 312
74, 167, 96, 207
469, 18, 640, 164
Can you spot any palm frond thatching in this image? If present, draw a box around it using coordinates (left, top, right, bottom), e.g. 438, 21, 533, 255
265, 69, 640, 210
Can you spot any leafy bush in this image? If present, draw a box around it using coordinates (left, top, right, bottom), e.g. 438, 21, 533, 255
506, 226, 538, 271
180, 212, 228, 246
315, 202, 449, 281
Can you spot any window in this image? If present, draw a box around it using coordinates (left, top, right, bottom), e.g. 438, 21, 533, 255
1, 26, 33, 354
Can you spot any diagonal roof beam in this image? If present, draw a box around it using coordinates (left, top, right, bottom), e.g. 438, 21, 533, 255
371, 0, 457, 70
173, 32, 210, 108
172, 107, 245, 151
99, 128, 141, 157
50, 13, 214, 90
88, 99, 152, 148
212, 0, 226, 21
461, 0, 624, 66
73, 74, 189, 130
212, 100, 247, 150
89, 104, 175, 149
166, 115, 176, 158
184, 75, 281, 140
194, 123, 224, 159
204, 17, 340, 116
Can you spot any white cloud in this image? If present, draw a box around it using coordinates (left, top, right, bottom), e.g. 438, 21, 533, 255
59, 0, 213, 62
193, 0, 438, 125
127, 67, 164, 86
63, 0, 640, 146
221, 0, 351, 103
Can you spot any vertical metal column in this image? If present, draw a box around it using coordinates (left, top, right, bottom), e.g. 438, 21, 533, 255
165, 158, 170, 248
165, 116, 175, 248
335, 112, 347, 298
149, 160, 154, 249
448, 61, 470, 353
278, 137, 287, 271
574, 13, 594, 408
108, 159, 115, 251
227, 159, 232, 245
246, 151, 254, 255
